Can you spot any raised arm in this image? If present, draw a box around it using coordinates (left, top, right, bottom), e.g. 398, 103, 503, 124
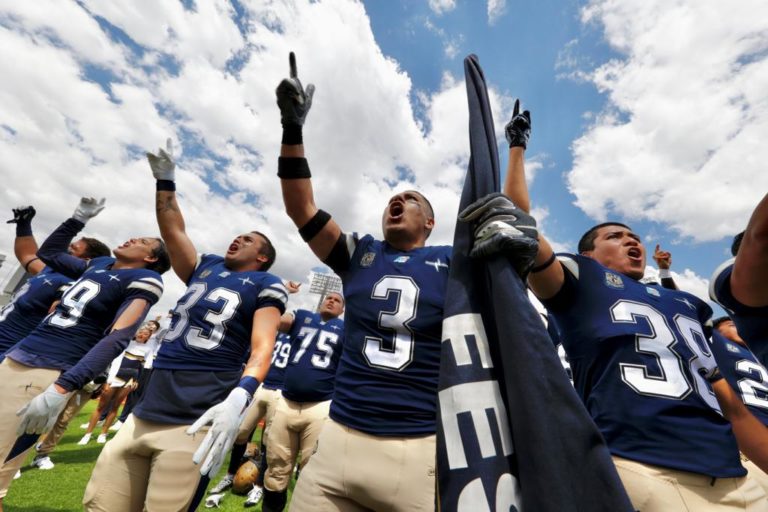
8, 206, 44, 275
147, 139, 198, 283
653, 244, 678, 290
187, 305, 282, 476
276, 52, 342, 262
501, 100, 564, 299
731, 193, 768, 307
712, 378, 768, 472
37, 198, 105, 279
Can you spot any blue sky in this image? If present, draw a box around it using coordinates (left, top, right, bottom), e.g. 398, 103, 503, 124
0, 0, 766, 314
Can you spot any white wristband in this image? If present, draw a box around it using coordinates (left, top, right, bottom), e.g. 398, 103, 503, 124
659, 268, 672, 279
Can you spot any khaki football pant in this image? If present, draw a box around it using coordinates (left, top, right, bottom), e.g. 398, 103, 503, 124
36, 388, 92, 456
744, 458, 768, 498
264, 397, 330, 491
235, 386, 282, 444
83, 415, 204, 512
0, 358, 60, 498
613, 455, 768, 511
289, 419, 436, 512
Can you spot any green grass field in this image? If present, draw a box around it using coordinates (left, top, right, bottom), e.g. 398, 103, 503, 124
6, 401, 291, 511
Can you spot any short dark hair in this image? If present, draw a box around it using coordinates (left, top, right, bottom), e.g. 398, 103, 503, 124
412, 191, 434, 220
146, 238, 171, 274
731, 231, 745, 257
713, 316, 732, 330
578, 222, 633, 253
251, 231, 276, 272
80, 237, 111, 259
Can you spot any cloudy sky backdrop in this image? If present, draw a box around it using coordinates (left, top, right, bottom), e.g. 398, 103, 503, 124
1, 0, 766, 316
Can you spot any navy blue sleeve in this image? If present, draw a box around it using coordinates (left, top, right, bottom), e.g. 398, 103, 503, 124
54, 299, 149, 391
37, 218, 89, 279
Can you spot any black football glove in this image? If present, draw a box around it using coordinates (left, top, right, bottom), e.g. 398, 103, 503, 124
276, 52, 315, 127
504, 99, 531, 149
459, 193, 539, 277
7, 206, 36, 224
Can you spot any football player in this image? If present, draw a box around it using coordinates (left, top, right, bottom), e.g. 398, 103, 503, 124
261, 291, 345, 511
710, 192, 768, 365
709, 317, 768, 492
276, 52, 450, 511
489, 101, 767, 510
208, 329, 294, 499
82, 140, 288, 511
0, 198, 168, 507
0, 206, 110, 357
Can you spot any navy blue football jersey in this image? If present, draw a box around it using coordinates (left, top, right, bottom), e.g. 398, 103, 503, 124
282, 310, 344, 403
263, 333, 292, 390
710, 331, 768, 425
10, 257, 163, 369
135, 254, 287, 424
542, 254, 744, 477
710, 259, 768, 366
327, 233, 450, 436
0, 268, 71, 355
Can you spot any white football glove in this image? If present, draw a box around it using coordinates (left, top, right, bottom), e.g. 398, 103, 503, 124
187, 387, 250, 476
72, 197, 106, 224
16, 384, 72, 435
146, 138, 176, 181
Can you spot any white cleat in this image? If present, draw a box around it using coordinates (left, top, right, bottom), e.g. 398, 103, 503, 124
31, 455, 55, 470
78, 433, 92, 445
109, 420, 123, 431
244, 485, 263, 507
81, 420, 103, 429
13, 470, 21, 480
208, 474, 234, 494
97, 433, 108, 444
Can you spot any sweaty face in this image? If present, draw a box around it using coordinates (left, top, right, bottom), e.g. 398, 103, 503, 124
69, 238, 91, 259
381, 191, 434, 244
716, 320, 744, 345
319, 293, 344, 318
224, 233, 267, 269
583, 226, 645, 280
113, 238, 160, 266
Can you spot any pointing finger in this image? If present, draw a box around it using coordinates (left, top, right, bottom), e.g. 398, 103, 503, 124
513, 99, 519, 117
165, 138, 173, 157
289, 52, 297, 79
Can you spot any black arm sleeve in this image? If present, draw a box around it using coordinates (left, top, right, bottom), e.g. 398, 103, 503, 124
55, 300, 149, 391
660, 277, 679, 290
37, 218, 89, 279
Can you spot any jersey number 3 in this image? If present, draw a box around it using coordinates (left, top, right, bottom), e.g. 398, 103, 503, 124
165, 283, 241, 350
612, 300, 719, 411
364, 276, 419, 371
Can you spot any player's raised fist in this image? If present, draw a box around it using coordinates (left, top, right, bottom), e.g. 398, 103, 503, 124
505, 99, 531, 149
459, 192, 539, 277
72, 197, 106, 224
276, 52, 315, 127
146, 138, 176, 181
7, 205, 36, 224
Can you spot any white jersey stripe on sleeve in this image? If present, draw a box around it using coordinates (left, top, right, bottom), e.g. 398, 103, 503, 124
127, 281, 164, 300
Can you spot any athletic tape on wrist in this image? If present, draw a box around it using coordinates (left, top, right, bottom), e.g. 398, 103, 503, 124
156, 180, 176, 192
237, 376, 260, 397
281, 125, 303, 145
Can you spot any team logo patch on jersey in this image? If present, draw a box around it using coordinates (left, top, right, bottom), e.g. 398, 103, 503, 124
304, 317, 312, 324
726, 343, 740, 354
219, 271, 230, 278
604, 272, 624, 289
645, 286, 660, 297
394, 255, 410, 263
360, 252, 376, 267
199, 270, 212, 278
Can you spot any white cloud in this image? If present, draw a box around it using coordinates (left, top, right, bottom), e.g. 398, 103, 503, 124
569, 0, 768, 242
487, 0, 507, 25
428, 0, 457, 15
0, 0, 516, 314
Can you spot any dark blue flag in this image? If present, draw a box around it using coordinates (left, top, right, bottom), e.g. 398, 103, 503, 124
435, 55, 633, 511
